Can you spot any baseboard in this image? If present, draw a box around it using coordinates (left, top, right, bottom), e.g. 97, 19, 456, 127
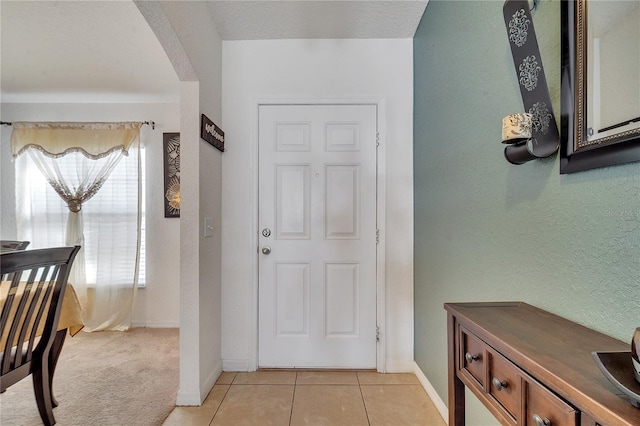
384, 358, 416, 373
202, 359, 223, 397
131, 320, 179, 328
176, 390, 201, 406
223, 358, 251, 371
176, 360, 223, 406
411, 361, 449, 425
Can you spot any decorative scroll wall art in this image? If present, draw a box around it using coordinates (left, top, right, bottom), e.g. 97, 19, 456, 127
163, 133, 180, 218
502, 0, 559, 165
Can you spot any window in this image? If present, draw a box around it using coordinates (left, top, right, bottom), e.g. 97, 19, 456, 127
15, 147, 145, 287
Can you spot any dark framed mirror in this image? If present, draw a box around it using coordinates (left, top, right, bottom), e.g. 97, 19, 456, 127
561, 0, 640, 174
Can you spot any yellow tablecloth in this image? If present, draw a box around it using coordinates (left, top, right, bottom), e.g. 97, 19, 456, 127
0, 281, 84, 349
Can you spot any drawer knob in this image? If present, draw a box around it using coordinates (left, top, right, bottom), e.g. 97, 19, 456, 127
465, 352, 479, 363
532, 414, 551, 426
492, 377, 508, 391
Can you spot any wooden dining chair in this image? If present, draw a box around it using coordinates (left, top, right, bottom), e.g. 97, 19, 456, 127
1, 246, 80, 426
0, 240, 30, 253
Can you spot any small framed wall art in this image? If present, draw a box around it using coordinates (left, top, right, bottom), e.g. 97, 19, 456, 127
200, 114, 225, 152
163, 132, 180, 218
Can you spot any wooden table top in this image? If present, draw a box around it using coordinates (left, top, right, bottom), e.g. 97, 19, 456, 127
445, 302, 640, 425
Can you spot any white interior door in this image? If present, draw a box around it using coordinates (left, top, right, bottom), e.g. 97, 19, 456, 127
258, 104, 378, 368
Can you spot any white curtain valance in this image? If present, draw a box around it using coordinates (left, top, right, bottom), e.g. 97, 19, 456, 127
11, 121, 142, 159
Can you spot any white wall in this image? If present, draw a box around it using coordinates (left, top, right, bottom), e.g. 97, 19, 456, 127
142, 0, 224, 405
221, 39, 415, 371
0, 102, 181, 328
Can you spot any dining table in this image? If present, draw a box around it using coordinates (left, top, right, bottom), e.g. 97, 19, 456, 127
1, 280, 84, 404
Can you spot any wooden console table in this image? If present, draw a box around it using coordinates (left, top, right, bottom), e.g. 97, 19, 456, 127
445, 302, 640, 425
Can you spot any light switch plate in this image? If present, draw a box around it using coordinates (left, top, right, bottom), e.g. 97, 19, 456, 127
204, 217, 214, 238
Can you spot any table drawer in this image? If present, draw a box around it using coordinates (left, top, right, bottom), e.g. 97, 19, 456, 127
524, 377, 578, 426
460, 326, 486, 387
489, 349, 520, 423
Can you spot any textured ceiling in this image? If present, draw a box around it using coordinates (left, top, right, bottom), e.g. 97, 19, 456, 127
0, 1, 427, 103
1, 1, 180, 103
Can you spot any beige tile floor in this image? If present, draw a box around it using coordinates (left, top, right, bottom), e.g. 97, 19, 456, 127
163, 371, 446, 426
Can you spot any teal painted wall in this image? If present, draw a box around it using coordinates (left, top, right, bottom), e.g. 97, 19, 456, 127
413, 0, 640, 423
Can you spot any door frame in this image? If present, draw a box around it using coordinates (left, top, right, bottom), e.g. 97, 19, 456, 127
248, 97, 387, 372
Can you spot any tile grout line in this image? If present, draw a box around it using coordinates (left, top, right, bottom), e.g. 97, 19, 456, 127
209, 372, 236, 426
208, 385, 230, 426
356, 372, 372, 425
289, 371, 298, 426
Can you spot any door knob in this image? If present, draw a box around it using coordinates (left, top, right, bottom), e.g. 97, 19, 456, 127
261, 246, 271, 255
262, 228, 271, 237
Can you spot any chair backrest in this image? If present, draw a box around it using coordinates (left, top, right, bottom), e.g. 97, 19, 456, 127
0, 246, 80, 390
0, 240, 30, 253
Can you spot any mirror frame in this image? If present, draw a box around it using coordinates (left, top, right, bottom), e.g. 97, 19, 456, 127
561, 0, 640, 174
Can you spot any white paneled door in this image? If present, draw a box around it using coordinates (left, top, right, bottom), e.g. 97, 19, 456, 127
258, 104, 378, 368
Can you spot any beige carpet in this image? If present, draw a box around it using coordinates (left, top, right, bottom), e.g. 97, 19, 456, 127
0, 328, 179, 426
